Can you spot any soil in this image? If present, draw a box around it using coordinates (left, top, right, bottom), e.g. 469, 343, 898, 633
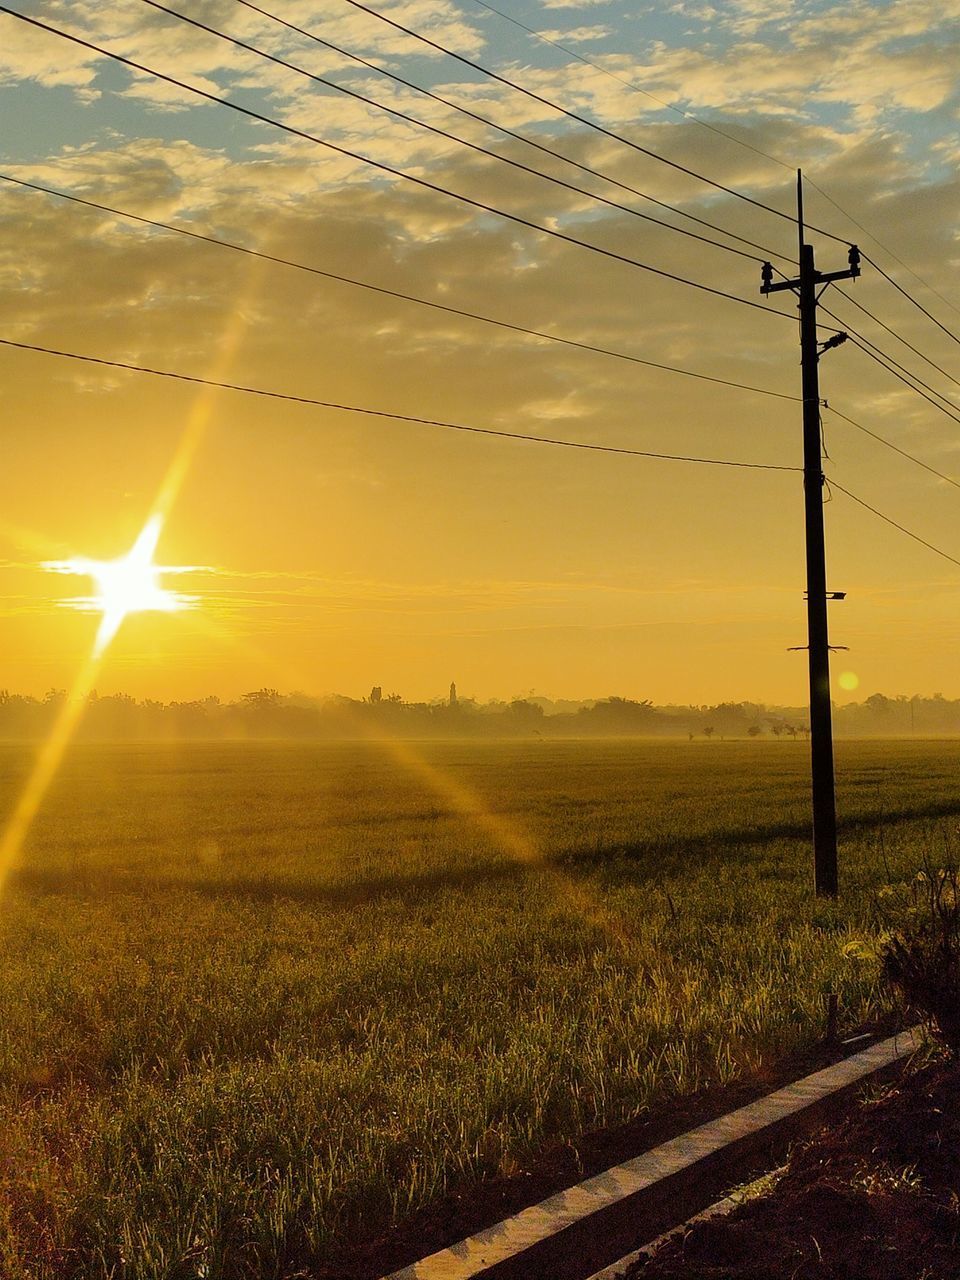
628, 1051, 960, 1280
327, 1019, 901, 1279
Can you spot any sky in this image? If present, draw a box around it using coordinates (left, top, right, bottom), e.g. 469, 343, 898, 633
0, 0, 958, 706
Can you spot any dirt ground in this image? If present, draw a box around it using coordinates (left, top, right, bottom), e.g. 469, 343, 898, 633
629, 1051, 960, 1280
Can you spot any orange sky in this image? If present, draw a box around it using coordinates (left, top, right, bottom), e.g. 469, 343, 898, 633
1, 1, 958, 706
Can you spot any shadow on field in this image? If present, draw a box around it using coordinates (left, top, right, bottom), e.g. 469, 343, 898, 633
10, 799, 960, 908
9, 859, 526, 908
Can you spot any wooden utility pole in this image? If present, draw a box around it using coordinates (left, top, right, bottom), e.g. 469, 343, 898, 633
761, 171, 861, 898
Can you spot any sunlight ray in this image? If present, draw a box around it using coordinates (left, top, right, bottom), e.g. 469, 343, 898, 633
0, 255, 269, 889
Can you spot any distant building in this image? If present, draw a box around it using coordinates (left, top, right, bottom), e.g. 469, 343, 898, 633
449, 682, 458, 707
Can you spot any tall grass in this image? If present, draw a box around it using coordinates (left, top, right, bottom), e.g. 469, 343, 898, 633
0, 738, 955, 1276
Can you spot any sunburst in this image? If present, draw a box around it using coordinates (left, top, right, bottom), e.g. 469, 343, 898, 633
44, 514, 202, 653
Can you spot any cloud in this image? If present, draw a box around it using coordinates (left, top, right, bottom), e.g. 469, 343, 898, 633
541, 0, 614, 9
540, 26, 614, 44
1, 0, 959, 699
0, 0, 490, 109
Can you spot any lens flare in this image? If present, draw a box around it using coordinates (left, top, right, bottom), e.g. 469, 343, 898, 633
44, 515, 202, 655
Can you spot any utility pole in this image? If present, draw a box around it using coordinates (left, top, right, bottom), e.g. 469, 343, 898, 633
761, 171, 860, 898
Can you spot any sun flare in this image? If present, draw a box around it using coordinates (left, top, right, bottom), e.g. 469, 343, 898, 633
44, 515, 201, 653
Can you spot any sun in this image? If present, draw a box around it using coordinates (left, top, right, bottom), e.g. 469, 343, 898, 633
44, 515, 201, 653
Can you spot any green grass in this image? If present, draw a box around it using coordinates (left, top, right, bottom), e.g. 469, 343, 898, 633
0, 738, 956, 1277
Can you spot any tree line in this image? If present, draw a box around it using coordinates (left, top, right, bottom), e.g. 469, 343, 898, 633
0, 687, 955, 740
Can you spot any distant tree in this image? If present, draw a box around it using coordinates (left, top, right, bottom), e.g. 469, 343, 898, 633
370, 686, 382, 704
509, 698, 544, 723
242, 688, 280, 706
771, 723, 783, 738
865, 692, 893, 714
449, 681, 458, 707
747, 724, 761, 738
576, 697, 659, 734
703, 725, 715, 739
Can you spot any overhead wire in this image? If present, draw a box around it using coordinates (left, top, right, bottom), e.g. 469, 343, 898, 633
804, 175, 960, 325
463, 0, 960, 309
769, 290, 960, 421
2, 11, 957, 604
0, 336, 801, 471
467, 0, 959, 307
0, 174, 802, 405
824, 404, 960, 491
336, 0, 813, 233
831, 480, 960, 570
467, 0, 795, 173
239, 0, 957, 373
8, 16, 946, 439
0, 6, 789, 321
834, 291, 960, 390
10, 13, 954, 490
27, 189, 946, 475
140, 0, 771, 266
762, 271, 958, 418
5, 338, 958, 571
227, 0, 794, 265
861, 250, 960, 348
840, 331, 960, 427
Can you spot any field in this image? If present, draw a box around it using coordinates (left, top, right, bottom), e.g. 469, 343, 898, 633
0, 737, 957, 1278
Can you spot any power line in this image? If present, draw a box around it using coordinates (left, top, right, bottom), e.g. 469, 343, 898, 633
0, 7, 787, 321
228, 0, 794, 265
831, 479, 960, 570
804, 176, 960, 324
862, 250, 960, 348
840, 331, 960, 427
824, 404, 960, 491
467, 0, 795, 173
759, 274, 945, 413
0, 174, 802, 405
141, 0, 768, 266
337, 0, 806, 232
836, 292, 960, 390
0, 335, 801, 471
814, 297, 960, 421
465, 1, 953, 311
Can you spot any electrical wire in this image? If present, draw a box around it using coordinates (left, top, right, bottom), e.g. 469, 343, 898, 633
467, 0, 795, 173
228, 0, 794, 264
842, 333, 960, 427
0, 174, 802, 405
336, 0, 806, 232
862, 250, 960, 348
824, 404, 960, 491
836, 292, 960, 390
831, 480, 960, 570
805, 176, 960, 324
141, 0, 769, 266
468, 0, 955, 308
0, 6, 787, 321
0, 336, 802, 471
817, 299, 960, 419
762, 272, 957, 415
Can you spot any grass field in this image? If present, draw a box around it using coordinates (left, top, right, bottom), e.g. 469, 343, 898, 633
0, 737, 956, 1278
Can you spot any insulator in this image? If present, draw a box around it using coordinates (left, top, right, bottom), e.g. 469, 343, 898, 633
848, 244, 861, 275
761, 261, 773, 292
